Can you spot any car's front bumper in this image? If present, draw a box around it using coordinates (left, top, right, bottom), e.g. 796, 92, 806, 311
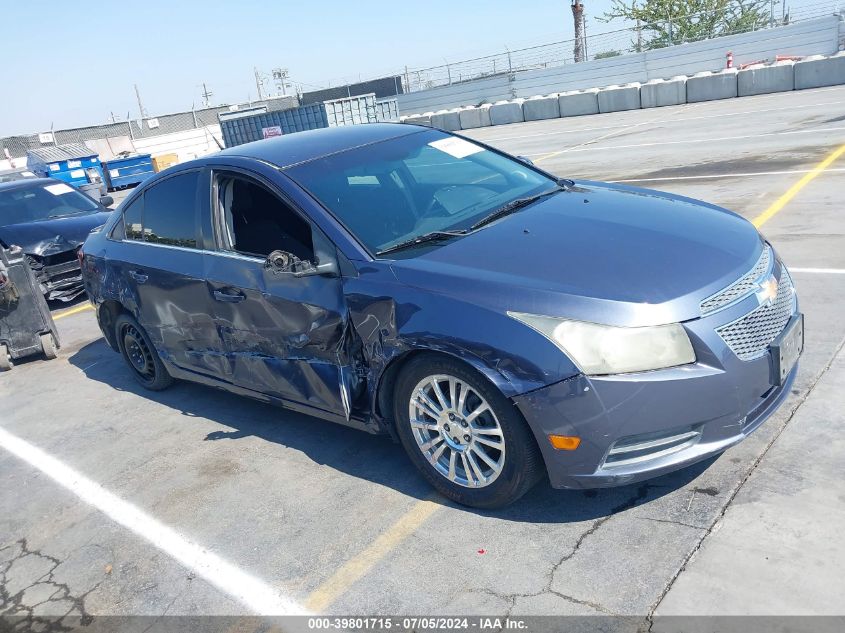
512, 271, 801, 489
27, 251, 85, 302
514, 360, 797, 489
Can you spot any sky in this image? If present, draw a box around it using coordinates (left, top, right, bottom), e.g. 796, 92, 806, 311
0, 0, 624, 136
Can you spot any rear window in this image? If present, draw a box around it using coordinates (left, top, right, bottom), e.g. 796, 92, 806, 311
142, 172, 199, 248
117, 172, 199, 247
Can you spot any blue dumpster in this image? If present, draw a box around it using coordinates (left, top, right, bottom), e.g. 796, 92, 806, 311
26, 143, 104, 190
101, 154, 154, 191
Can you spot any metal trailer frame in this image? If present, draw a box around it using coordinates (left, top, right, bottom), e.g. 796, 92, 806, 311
0, 245, 61, 370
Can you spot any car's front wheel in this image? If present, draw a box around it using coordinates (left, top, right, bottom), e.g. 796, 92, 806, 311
393, 355, 544, 508
114, 313, 173, 391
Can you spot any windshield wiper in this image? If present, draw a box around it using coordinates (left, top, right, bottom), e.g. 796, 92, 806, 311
470, 186, 565, 231
48, 211, 88, 219
376, 230, 467, 256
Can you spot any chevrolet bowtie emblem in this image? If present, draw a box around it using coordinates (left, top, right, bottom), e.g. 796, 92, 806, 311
756, 275, 779, 306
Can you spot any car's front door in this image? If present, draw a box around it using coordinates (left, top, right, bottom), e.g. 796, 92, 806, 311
201, 167, 355, 418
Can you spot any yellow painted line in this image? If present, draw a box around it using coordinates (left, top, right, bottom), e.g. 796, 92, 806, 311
53, 303, 94, 320
304, 497, 441, 612
752, 143, 845, 228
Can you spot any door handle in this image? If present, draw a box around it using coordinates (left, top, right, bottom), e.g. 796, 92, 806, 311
213, 289, 246, 303
128, 270, 148, 284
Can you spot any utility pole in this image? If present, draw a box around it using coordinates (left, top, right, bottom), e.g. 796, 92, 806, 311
272, 68, 290, 97
636, 18, 643, 52
254, 67, 264, 101
571, 1, 585, 63
134, 83, 147, 120
201, 83, 213, 108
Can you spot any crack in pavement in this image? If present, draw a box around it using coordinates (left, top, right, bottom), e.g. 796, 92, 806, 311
0, 538, 100, 631
459, 483, 661, 618
638, 517, 706, 531
645, 332, 845, 629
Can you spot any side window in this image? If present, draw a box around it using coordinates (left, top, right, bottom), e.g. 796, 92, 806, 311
123, 197, 143, 241
217, 175, 314, 261
142, 172, 199, 248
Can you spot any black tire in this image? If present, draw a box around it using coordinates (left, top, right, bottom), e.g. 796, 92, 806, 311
393, 354, 545, 509
0, 343, 12, 371
114, 313, 174, 391
40, 333, 58, 360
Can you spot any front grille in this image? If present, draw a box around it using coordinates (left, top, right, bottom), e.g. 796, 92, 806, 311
700, 245, 771, 315
716, 268, 796, 361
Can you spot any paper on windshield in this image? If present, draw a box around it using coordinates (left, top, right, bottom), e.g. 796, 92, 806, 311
428, 137, 484, 159
44, 183, 74, 196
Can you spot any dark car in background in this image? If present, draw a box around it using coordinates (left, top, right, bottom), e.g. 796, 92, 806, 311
80, 124, 802, 508
0, 178, 112, 302
0, 167, 38, 183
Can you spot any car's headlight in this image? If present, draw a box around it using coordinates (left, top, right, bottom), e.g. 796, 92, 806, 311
507, 312, 696, 375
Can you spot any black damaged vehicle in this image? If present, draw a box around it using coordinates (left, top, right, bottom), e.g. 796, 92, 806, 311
0, 178, 112, 302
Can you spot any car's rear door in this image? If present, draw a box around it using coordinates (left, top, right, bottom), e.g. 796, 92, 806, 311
110, 169, 222, 376
200, 164, 357, 419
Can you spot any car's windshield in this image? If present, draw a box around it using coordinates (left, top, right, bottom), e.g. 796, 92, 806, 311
0, 181, 100, 225
286, 129, 556, 255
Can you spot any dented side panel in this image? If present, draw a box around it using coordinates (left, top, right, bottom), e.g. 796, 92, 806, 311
342, 262, 581, 424
203, 251, 352, 417
100, 240, 223, 376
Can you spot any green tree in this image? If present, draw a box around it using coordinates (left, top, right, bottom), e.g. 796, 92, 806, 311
601, 0, 775, 50
595, 49, 623, 58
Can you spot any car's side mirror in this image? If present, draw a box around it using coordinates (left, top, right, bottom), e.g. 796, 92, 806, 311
517, 155, 535, 166
265, 250, 339, 278
100, 195, 114, 207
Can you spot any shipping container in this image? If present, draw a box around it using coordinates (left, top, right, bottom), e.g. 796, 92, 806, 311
101, 153, 155, 191
26, 143, 104, 190
220, 94, 388, 148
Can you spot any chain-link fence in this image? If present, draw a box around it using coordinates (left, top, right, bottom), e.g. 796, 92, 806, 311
398, 2, 844, 92
3, 2, 842, 161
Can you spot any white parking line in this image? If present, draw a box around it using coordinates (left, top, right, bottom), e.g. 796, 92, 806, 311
524, 126, 845, 157
790, 268, 845, 274
612, 167, 845, 183
0, 426, 308, 616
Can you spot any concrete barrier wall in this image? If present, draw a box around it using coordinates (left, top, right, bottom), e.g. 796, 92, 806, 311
403, 48, 845, 131
397, 75, 512, 117
794, 52, 845, 89
397, 16, 841, 115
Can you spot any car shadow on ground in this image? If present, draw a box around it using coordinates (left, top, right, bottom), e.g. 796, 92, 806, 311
69, 338, 716, 524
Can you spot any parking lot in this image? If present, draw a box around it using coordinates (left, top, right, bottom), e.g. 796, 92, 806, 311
2, 86, 844, 624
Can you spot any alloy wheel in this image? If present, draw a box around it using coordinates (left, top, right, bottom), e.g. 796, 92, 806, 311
408, 374, 506, 488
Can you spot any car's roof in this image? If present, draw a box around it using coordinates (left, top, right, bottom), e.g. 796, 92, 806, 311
0, 177, 61, 192
217, 122, 428, 168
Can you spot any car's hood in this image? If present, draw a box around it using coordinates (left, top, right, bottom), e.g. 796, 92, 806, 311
0, 212, 112, 256
390, 181, 763, 327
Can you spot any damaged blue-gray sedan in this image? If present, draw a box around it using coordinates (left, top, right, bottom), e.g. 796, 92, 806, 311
80, 124, 803, 508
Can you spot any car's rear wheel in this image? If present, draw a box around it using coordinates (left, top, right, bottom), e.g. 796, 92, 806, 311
114, 314, 173, 391
0, 343, 12, 371
40, 333, 58, 360
393, 355, 544, 508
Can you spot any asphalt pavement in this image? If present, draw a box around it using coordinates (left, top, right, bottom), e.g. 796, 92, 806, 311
1, 86, 844, 626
